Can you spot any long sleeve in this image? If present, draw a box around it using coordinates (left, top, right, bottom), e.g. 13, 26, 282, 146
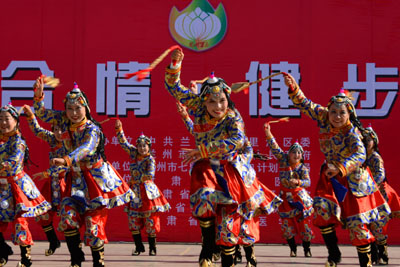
164, 66, 202, 116
180, 115, 194, 136
116, 128, 137, 155
367, 152, 386, 185
33, 94, 65, 124
299, 165, 311, 188
65, 126, 100, 165
288, 86, 328, 124
26, 115, 56, 145
266, 135, 285, 161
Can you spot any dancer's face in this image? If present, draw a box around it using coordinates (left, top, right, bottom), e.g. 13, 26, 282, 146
365, 136, 374, 152
66, 102, 86, 124
137, 142, 150, 156
53, 124, 63, 141
0, 111, 17, 134
204, 92, 228, 120
288, 149, 302, 165
328, 104, 349, 128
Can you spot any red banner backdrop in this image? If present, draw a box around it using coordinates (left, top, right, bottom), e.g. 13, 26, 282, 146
1, 0, 400, 245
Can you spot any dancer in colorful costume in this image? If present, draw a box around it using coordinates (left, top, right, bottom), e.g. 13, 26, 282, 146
0, 104, 51, 267
23, 104, 67, 257
363, 124, 400, 265
284, 74, 391, 267
114, 119, 170, 256
33, 77, 134, 267
165, 48, 282, 267
264, 123, 314, 257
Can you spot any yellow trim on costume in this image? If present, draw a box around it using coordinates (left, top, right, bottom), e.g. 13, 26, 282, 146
166, 65, 181, 74
320, 226, 335, 234
357, 245, 371, 253
333, 161, 347, 177
221, 246, 236, 255
63, 156, 72, 167
91, 245, 104, 251
199, 220, 214, 228
64, 229, 79, 236
131, 230, 140, 235
198, 144, 208, 158
69, 117, 88, 132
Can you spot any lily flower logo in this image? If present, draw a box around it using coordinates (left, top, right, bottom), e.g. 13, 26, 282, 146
169, 0, 227, 52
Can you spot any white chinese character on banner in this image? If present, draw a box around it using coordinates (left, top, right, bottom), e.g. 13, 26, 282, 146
96, 61, 150, 116
1, 61, 56, 109
163, 136, 173, 146
167, 215, 177, 226
168, 162, 177, 172
275, 177, 280, 187
126, 135, 133, 144
178, 150, 186, 159
123, 161, 131, 171
247, 61, 301, 117
171, 175, 182, 186
122, 174, 131, 183
176, 203, 185, 213
283, 137, 292, 147
163, 189, 173, 199
268, 163, 278, 173
303, 151, 311, 161
257, 162, 267, 173
157, 162, 166, 172
178, 161, 188, 173
343, 63, 398, 117
259, 216, 267, 227
304, 163, 311, 171
104, 137, 110, 146
180, 136, 191, 147
189, 217, 198, 226
163, 149, 173, 159
249, 137, 259, 147
111, 136, 120, 146
300, 137, 310, 148
111, 161, 120, 170
180, 189, 190, 199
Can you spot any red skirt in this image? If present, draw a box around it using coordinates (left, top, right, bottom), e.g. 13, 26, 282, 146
313, 165, 390, 228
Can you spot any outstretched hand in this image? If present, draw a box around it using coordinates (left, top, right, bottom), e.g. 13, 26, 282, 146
325, 163, 339, 178
176, 102, 189, 118
264, 122, 272, 138
182, 148, 201, 165
22, 104, 34, 117
115, 119, 122, 130
171, 48, 184, 65
283, 73, 298, 92
33, 76, 44, 98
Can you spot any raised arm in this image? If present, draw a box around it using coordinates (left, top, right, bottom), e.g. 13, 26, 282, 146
23, 104, 56, 144
115, 119, 136, 155
33, 76, 64, 123
284, 74, 328, 123
264, 122, 285, 161
164, 49, 201, 115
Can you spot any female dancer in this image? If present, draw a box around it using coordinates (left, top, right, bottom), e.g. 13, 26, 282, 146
363, 125, 400, 265
33, 77, 134, 267
165, 49, 282, 267
284, 74, 391, 267
115, 119, 170, 256
0, 104, 51, 267
23, 104, 67, 257
264, 123, 314, 257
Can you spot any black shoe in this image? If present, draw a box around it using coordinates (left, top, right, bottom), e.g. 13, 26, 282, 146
132, 233, 145, 256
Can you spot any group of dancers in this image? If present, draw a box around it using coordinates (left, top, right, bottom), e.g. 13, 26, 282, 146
0, 47, 399, 267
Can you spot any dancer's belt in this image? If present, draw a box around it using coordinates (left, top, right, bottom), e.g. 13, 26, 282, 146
0, 171, 25, 184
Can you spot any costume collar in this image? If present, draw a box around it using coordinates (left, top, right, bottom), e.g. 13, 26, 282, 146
136, 153, 150, 161
205, 109, 229, 126
330, 120, 352, 133
69, 118, 88, 132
